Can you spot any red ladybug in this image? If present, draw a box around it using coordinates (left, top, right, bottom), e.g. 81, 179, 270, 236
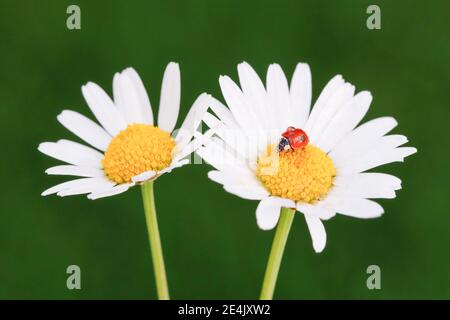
278, 126, 309, 152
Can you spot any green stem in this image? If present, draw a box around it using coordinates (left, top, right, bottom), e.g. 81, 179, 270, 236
259, 207, 295, 300
141, 182, 170, 300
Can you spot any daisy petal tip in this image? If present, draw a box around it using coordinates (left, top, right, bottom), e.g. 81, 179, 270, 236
267, 63, 284, 75
113, 72, 122, 83
164, 62, 180, 75
387, 116, 398, 128
81, 82, 93, 90
124, 66, 137, 73
237, 61, 253, 72
56, 110, 68, 119
198, 92, 211, 101
313, 244, 326, 254
373, 206, 385, 218
256, 198, 283, 230
87, 192, 103, 200
295, 62, 310, 70
311, 232, 326, 253
257, 223, 276, 231
37, 142, 51, 153
218, 75, 231, 83
256, 213, 278, 231
304, 214, 327, 253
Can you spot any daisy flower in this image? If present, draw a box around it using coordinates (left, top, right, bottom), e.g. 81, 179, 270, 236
39, 63, 208, 200
38, 63, 210, 299
196, 61, 416, 299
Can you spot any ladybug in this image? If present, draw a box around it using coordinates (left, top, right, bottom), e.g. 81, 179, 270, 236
277, 126, 309, 152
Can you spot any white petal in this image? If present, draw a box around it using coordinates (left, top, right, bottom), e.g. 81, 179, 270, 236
57, 176, 115, 197
329, 116, 397, 162
334, 173, 401, 199
113, 71, 144, 124
336, 133, 408, 168
223, 184, 269, 200
336, 137, 416, 174
113, 67, 154, 125
174, 93, 211, 151
370, 147, 416, 172
266, 64, 291, 131
304, 214, 327, 253
237, 62, 270, 128
202, 112, 221, 131
204, 119, 262, 165
207, 170, 256, 187
202, 113, 249, 160
207, 170, 269, 199
158, 62, 181, 132
297, 201, 335, 220
290, 63, 312, 128
88, 183, 134, 200
41, 177, 113, 196
57, 110, 112, 151
256, 197, 295, 230
81, 82, 127, 136
42, 178, 93, 196
317, 91, 372, 153
131, 170, 157, 183
45, 165, 104, 178
122, 67, 153, 124
173, 128, 215, 162
219, 75, 258, 135
38, 139, 103, 167
329, 193, 384, 219
196, 139, 252, 178
308, 82, 355, 144
207, 96, 239, 129
305, 74, 344, 133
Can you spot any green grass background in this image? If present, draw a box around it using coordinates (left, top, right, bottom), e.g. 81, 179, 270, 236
0, 0, 449, 299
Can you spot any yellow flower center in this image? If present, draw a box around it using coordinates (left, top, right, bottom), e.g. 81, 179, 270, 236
256, 145, 336, 203
102, 124, 175, 183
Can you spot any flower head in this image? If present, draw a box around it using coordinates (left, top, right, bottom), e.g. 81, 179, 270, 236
39, 63, 209, 199
197, 62, 417, 253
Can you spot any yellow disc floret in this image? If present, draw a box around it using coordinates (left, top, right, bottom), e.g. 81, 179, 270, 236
257, 145, 335, 203
102, 124, 175, 183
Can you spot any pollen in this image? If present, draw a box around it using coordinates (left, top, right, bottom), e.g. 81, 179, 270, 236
102, 124, 175, 183
256, 145, 336, 203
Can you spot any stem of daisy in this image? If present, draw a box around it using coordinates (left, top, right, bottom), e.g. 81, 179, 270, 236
141, 181, 170, 300
259, 207, 295, 300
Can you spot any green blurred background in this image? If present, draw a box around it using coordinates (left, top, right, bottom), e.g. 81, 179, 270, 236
0, 0, 449, 299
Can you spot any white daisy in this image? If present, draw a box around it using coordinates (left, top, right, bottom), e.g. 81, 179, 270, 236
197, 61, 417, 253
39, 63, 209, 200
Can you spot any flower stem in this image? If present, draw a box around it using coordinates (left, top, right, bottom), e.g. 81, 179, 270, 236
259, 207, 295, 300
141, 181, 170, 300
